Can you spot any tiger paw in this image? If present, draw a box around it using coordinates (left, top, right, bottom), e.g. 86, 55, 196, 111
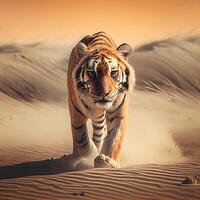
94, 154, 120, 168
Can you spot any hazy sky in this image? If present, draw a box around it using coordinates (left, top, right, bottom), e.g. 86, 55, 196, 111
0, 0, 200, 45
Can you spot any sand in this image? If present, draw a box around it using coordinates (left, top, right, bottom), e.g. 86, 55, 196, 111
0, 36, 200, 199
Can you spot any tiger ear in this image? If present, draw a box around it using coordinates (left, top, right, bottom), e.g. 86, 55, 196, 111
117, 43, 132, 59
76, 42, 88, 58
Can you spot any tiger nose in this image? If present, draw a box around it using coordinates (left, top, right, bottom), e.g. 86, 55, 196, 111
97, 90, 111, 97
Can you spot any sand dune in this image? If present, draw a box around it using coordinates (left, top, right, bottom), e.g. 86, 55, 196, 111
131, 35, 200, 103
0, 36, 200, 199
0, 43, 67, 102
0, 159, 200, 200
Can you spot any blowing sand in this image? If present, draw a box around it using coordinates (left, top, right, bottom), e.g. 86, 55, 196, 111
0, 36, 200, 199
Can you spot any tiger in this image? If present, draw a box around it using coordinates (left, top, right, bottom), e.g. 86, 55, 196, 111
67, 32, 135, 167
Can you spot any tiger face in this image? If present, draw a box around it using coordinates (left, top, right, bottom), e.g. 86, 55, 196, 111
74, 43, 134, 109
85, 53, 123, 108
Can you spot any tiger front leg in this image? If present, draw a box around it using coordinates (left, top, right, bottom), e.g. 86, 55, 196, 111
92, 113, 107, 153
94, 117, 126, 168
71, 122, 99, 169
68, 99, 97, 158
101, 117, 126, 161
71, 123, 93, 157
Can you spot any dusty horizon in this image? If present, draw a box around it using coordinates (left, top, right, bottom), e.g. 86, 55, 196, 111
0, 0, 200, 45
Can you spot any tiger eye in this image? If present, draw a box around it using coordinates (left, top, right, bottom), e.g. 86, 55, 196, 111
110, 70, 119, 78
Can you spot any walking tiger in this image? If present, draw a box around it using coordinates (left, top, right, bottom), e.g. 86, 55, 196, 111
67, 32, 135, 167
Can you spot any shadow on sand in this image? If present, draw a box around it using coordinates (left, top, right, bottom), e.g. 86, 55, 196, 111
0, 154, 86, 180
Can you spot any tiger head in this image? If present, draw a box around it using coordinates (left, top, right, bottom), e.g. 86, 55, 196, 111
74, 43, 135, 109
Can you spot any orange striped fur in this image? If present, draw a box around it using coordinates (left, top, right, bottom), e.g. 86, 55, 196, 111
67, 32, 135, 163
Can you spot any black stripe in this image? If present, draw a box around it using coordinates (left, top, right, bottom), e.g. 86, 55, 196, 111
93, 118, 105, 124
93, 132, 104, 138
92, 54, 101, 60
103, 54, 112, 60
118, 85, 126, 93
93, 123, 105, 130
75, 67, 87, 93
91, 42, 112, 48
122, 70, 124, 83
91, 37, 111, 45
70, 97, 86, 118
107, 129, 113, 134
81, 99, 89, 110
76, 81, 84, 88
76, 81, 85, 91
76, 131, 87, 145
90, 41, 107, 46
96, 113, 105, 119
92, 32, 114, 46
108, 116, 124, 124
93, 138, 102, 143
108, 94, 126, 115
122, 82, 129, 91
96, 34, 115, 45
71, 123, 85, 130
82, 65, 85, 81
75, 67, 82, 80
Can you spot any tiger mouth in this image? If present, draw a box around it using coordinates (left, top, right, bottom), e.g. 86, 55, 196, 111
90, 93, 117, 104
95, 99, 113, 103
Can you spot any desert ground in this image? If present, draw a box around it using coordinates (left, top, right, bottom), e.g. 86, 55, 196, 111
0, 36, 200, 200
